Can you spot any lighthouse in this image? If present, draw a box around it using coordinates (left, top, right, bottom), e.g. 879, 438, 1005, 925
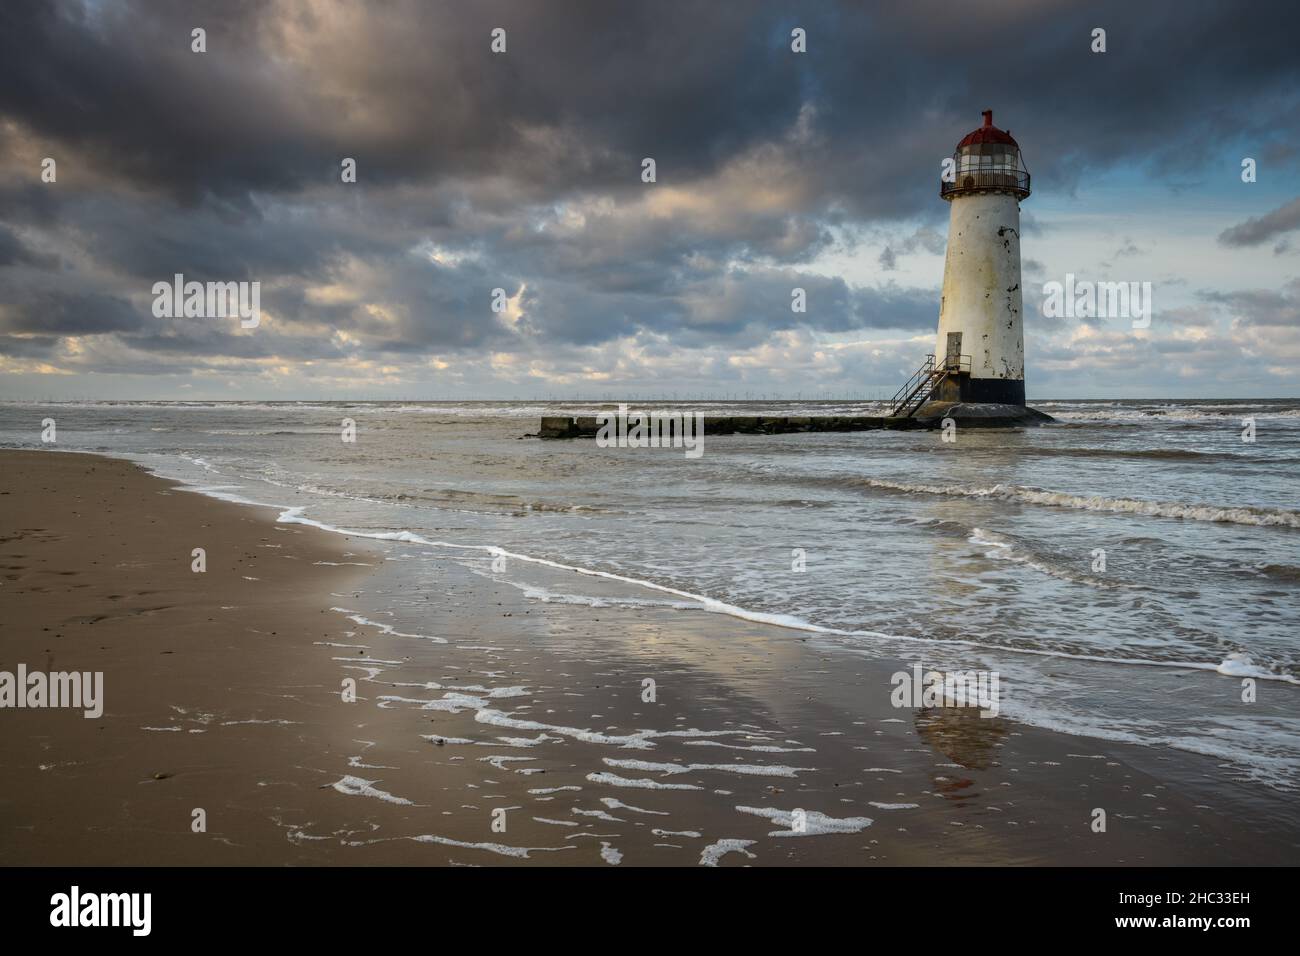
891, 110, 1051, 425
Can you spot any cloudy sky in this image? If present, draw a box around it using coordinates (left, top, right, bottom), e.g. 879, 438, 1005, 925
2, 0, 1298, 400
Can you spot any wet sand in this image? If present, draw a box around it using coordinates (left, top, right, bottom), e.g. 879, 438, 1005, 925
1, 449, 1293, 865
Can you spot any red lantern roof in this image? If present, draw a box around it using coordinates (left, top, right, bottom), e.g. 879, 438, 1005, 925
956, 110, 1019, 148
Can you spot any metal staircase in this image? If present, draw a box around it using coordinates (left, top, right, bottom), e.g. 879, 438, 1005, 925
889, 353, 970, 417
890, 354, 946, 417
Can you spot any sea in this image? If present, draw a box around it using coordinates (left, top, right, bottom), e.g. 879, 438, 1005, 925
3, 397, 1297, 792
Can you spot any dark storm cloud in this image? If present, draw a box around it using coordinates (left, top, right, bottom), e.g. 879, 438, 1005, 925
0, 224, 56, 268
514, 268, 935, 348
8, 1, 1298, 208
2, 1, 808, 202
0, 334, 59, 358
2, 0, 1298, 389
77, 196, 356, 283
0, 1, 322, 206
1, 289, 143, 335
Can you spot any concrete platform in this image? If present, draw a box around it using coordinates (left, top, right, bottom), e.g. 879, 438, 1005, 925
536, 405, 1053, 438
539, 415, 898, 438
911, 401, 1055, 427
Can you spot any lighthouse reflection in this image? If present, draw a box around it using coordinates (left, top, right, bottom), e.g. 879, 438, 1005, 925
907, 436, 1033, 796
914, 705, 1011, 800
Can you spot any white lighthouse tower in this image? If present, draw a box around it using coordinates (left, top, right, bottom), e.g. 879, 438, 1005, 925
891, 110, 1051, 425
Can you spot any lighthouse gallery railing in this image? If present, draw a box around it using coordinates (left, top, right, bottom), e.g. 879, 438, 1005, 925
940, 170, 1031, 199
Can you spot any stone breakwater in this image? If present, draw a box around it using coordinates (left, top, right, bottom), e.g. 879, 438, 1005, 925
538, 403, 1052, 439
539, 414, 900, 439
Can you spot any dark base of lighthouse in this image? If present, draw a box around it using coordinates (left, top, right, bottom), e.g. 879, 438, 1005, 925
912, 400, 1055, 428
913, 371, 1051, 427
934, 373, 1025, 406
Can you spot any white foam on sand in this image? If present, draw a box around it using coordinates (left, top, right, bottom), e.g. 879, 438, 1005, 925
378, 692, 488, 713
347, 754, 397, 770
476, 710, 657, 748
603, 757, 810, 778
330, 608, 447, 644
395, 681, 528, 698
684, 740, 816, 753
587, 772, 702, 791
493, 733, 556, 747
599, 842, 623, 865
736, 805, 873, 837
408, 834, 574, 859
600, 797, 669, 816
479, 755, 536, 771
475, 709, 754, 749
572, 807, 624, 822
330, 775, 417, 806
699, 839, 757, 867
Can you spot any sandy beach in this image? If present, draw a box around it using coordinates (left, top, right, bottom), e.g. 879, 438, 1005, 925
0, 448, 1293, 866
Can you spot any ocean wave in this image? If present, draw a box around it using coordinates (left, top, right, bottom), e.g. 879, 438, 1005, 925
204, 428, 345, 436
1214, 652, 1282, 680
48, 455, 1289, 686
993, 698, 1300, 792
243, 468, 605, 517
507, 582, 703, 611
967, 528, 1138, 589
1051, 408, 1300, 423
737, 464, 1300, 528
1020, 445, 1278, 464
265, 497, 1300, 684
112, 458, 1300, 688
374, 487, 605, 515
845, 476, 1300, 528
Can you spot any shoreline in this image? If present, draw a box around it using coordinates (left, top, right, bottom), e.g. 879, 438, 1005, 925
1, 449, 1295, 865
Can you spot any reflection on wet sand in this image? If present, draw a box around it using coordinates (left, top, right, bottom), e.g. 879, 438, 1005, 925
915, 706, 1010, 799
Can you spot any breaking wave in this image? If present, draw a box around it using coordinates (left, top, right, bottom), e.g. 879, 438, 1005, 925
842, 476, 1300, 528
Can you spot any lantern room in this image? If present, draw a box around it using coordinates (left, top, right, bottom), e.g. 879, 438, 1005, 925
940, 110, 1031, 201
